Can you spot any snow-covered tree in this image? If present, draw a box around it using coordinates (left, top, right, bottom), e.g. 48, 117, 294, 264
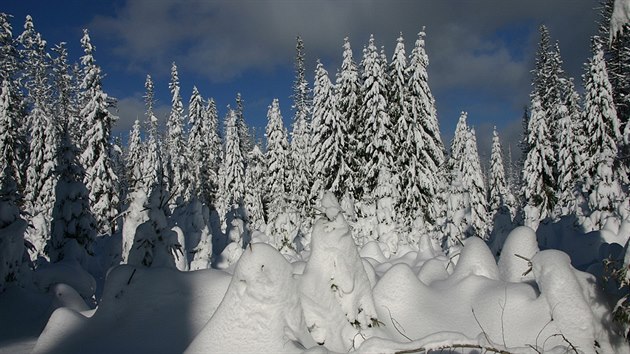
487, 128, 515, 255
461, 128, 489, 240
488, 127, 515, 221
581, 38, 626, 225
78, 29, 119, 236
244, 145, 266, 231
310, 61, 350, 201
336, 37, 361, 199
448, 112, 469, 174
47, 130, 96, 267
141, 75, 161, 196
126, 119, 144, 195
0, 78, 27, 292
288, 36, 313, 221
235, 93, 253, 167
521, 95, 556, 230
264, 99, 290, 221
187, 86, 205, 200
407, 29, 447, 230
166, 62, 189, 205
218, 108, 246, 214
358, 34, 395, 199
204, 98, 222, 207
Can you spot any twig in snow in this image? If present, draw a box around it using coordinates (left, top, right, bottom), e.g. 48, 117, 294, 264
499, 284, 507, 348
383, 305, 412, 342
472, 307, 492, 345
127, 268, 137, 285
394, 343, 512, 354
514, 253, 533, 277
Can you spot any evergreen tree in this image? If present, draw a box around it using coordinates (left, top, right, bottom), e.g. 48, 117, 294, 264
142, 75, 161, 196
166, 62, 188, 204
554, 82, 580, 217
310, 61, 350, 201
461, 128, 489, 239
358, 34, 395, 199
204, 98, 222, 207
126, 119, 144, 194
79, 29, 119, 236
521, 94, 556, 230
244, 145, 266, 231
235, 93, 253, 166
187, 86, 205, 201
336, 37, 361, 199
264, 99, 290, 222
0, 14, 27, 193
488, 127, 515, 219
406, 29, 447, 235
47, 129, 96, 266
288, 36, 313, 221
0, 78, 27, 292
219, 108, 246, 214
448, 112, 469, 174
581, 38, 626, 225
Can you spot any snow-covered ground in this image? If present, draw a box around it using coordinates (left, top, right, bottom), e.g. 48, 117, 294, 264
1, 194, 627, 354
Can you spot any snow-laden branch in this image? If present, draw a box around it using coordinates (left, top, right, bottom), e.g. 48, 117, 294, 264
611, 0, 630, 42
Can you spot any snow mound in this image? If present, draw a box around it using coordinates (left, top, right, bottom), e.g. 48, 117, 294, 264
185, 243, 313, 353
498, 226, 539, 282
32, 265, 231, 354
448, 236, 499, 283
300, 191, 379, 352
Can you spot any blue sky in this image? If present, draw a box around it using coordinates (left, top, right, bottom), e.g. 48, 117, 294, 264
4, 0, 601, 161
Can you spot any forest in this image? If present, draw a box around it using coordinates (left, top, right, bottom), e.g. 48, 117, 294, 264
1, 1, 630, 353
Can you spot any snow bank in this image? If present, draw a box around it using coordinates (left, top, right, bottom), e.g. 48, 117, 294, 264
498, 226, 539, 282
33, 265, 231, 354
185, 243, 313, 353
300, 192, 379, 352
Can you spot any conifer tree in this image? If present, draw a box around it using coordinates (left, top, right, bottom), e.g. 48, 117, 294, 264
219, 108, 246, 213
47, 129, 96, 266
79, 29, 119, 236
462, 128, 489, 239
126, 119, 144, 194
264, 99, 290, 222
187, 86, 205, 201
288, 36, 313, 221
0, 78, 27, 292
310, 61, 350, 201
166, 62, 189, 204
204, 98, 222, 207
407, 29, 447, 228
0, 14, 27, 192
142, 75, 160, 196
244, 145, 266, 231
448, 112, 469, 174
521, 95, 556, 230
488, 127, 515, 219
581, 38, 626, 224
235, 93, 253, 167
358, 34, 395, 199
336, 37, 361, 199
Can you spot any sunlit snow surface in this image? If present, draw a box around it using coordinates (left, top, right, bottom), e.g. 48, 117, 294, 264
1, 209, 629, 353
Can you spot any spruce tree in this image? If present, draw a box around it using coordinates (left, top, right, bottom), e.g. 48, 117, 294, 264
166, 62, 188, 204
336, 37, 361, 199
264, 99, 290, 222
310, 61, 350, 201
407, 29, 447, 235
219, 108, 246, 214
461, 128, 489, 239
581, 38, 626, 225
488, 127, 515, 219
521, 94, 556, 230
47, 129, 96, 266
187, 86, 204, 200
358, 34, 395, 199
288, 36, 313, 221
126, 119, 144, 194
204, 98, 222, 207
235, 93, 253, 167
142, 75, 161, 196
244, 145, 266, 231
0, 78, 27, 292
79, 29, 119, 236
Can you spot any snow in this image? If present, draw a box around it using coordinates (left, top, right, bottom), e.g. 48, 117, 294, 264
186, 243, 313, 353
